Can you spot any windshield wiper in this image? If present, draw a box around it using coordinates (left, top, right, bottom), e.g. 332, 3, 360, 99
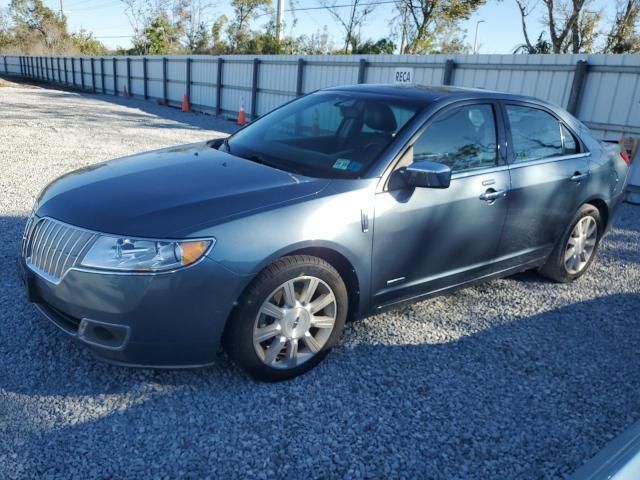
242, 153, 301, 176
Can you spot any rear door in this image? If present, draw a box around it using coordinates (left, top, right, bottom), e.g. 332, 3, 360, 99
499, 102, 590, 263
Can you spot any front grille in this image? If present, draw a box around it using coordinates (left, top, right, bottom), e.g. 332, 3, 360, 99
23, 217, 97, 283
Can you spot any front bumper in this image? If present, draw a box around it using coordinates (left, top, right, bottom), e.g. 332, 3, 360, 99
17, 255, 248, 367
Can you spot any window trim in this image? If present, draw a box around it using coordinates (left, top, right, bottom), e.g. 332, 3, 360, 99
380, 99, 506, 192
500, 101, 588, 166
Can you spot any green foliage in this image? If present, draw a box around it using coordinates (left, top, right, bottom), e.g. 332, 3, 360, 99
398, 0, 484, 54
71, 29, 109, 55
351, 38, 396, 54
513, 32, 552, 53
227, 0, 271, 52
138, 13, 180, 55
604, 0, 640, 53
1, 0, 109, 54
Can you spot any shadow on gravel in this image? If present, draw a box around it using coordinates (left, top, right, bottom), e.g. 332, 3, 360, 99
4, 263, 640, 478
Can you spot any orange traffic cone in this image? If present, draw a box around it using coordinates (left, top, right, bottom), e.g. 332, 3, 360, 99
182, 93, 190, 112
237, 101, 246, 126
123, 85, 128, 97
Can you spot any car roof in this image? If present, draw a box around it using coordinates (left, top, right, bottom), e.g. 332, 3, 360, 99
323, 83, 550, 108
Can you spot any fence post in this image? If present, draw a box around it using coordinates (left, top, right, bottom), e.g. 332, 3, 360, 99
113, 57, 117, 95
91, 58, 96, 92
63, 57, 68, 84
4, 56, 8, 74
357, 58, 367, 84
143, 57, 148, 99
251, 58, 260, 119
443, 59, 455, 85
126, 57, 131, 95
71, 58, 76, 86
162, 57, 168, 105
19, 56, 23, 76
185, 57, 191, 105
296, 58, 305, 97
80, 58, 85, 89
100, 58, 105, 93
567, 60, 589, 116
216, 57, 223, 115
56, 57, 60, 82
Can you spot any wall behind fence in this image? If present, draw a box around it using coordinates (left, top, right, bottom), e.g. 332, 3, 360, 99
3, 53, 640, 140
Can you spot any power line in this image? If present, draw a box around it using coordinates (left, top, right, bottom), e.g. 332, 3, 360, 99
287, 1, 396, 12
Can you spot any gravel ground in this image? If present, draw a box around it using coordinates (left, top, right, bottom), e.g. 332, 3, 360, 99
1, 79, 640, 480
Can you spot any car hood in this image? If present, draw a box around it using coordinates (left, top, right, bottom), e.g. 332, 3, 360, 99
36, 142, 330, 238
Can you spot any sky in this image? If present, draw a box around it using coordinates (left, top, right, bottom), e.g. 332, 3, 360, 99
1, 0, 616, 53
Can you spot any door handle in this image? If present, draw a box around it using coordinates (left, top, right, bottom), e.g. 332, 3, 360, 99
479, 189, 507, 202
570, 172, 589, 183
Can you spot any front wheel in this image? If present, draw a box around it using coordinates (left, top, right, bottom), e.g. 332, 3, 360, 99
539, 203, 602, 283
223, 255, 348, 381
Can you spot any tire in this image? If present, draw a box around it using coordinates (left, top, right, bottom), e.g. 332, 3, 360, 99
222, 255, 348, 381
539, 203, 603, 283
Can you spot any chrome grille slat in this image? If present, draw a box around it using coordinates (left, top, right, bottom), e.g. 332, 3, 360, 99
21, 216, 35, 257
46, 225, 66, 273
57, 230, 82, 278
23, 218, 96, 283
32, 220, 51, 266
53, 228, 76, 278
42, 223, 63, 272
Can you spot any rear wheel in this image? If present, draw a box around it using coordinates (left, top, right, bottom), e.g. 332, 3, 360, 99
223, 255, 348, 381
539, 203, 602, 283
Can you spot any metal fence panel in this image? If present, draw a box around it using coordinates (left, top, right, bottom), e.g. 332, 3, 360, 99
4, 53, 640, 139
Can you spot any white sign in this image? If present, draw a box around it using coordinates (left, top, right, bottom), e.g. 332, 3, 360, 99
394, 67, 414, 85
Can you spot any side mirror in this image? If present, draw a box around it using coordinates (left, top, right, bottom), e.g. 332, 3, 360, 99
400, 160, 452, 189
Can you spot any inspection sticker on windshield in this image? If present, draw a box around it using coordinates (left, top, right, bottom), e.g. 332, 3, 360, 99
333, 159, 351, 170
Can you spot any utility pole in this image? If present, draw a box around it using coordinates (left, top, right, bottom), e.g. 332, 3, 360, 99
473, 20, 485, 54
59, 0, 64, 16
275, 0, 284, 41
399, 3, 407, 54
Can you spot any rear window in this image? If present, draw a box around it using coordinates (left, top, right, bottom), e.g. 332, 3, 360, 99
506, 105, 563, 163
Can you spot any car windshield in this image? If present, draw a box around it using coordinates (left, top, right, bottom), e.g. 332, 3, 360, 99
223, 91, 422, 179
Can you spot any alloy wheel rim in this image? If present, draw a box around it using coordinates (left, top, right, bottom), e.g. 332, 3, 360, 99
253, 276, 337, 369
564, 215, 598, 275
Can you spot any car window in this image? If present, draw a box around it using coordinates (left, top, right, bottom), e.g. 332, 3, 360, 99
412, 104, 498, 172
506, 105, 563, 163
561, 124, 580, 154
265, 100, 343, 141
227, 92, 422, 179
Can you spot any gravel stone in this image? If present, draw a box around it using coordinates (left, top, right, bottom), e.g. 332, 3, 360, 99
1, 81, 639, 479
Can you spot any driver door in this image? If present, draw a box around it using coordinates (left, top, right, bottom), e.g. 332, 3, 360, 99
371, 102, 511, 308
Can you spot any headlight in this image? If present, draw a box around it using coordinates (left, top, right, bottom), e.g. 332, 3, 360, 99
80, 236, 214, 272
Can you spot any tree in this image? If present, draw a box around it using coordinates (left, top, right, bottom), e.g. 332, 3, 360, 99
210, 14, 229, 53
320, 0, 377, 54
139, 13, 180, 54
226, 0, 271, 52
511, 0, 595, 53
394, 0, 484, 54
604, 0, 640, 53
351, 37, 396, 54
513, 31, 552, 53
9, 0, 69, 53
71, 29, 109, 55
